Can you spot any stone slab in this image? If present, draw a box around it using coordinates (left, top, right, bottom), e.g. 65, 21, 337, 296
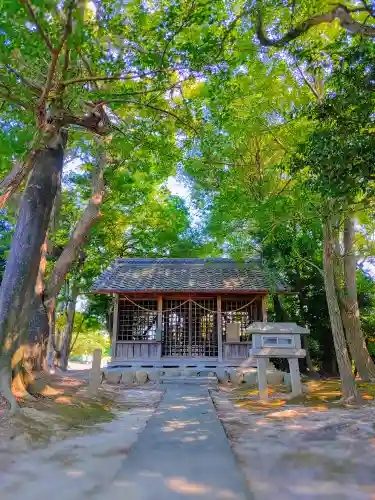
135, 371, 148, 384
92, 386, 249, 500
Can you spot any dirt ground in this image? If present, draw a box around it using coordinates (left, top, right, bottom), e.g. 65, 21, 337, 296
2, 374, 375, 500
0, 373, 164, 500
212, 381, 375, 500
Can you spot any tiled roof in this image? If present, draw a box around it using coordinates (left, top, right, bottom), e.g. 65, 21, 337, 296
92, 258, 286, 293
248, 322, 309, 335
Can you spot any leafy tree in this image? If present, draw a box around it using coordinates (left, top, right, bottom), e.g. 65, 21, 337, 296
0, 0, 221, 407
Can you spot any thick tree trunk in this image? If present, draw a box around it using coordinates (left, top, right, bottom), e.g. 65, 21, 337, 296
0, 143, 64, 404
26, 238, 48, 372
323, 215, 358, 401
27, 144, 105, 372
340, 217, 375, 380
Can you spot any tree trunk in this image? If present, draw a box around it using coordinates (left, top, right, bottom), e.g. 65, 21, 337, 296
26, 238, 48, 372
57, 283, 79, 371
26, 144, 105, 372
272, 294, 289, 321
45, 299, 56, 371
0, 143, 64, 404
323, 214, 358, 401
341, 216, 375, 380
303, 335, 315, 372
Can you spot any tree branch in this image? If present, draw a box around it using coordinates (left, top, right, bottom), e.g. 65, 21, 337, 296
292, 250, 324, 277
5, 66, 42, 94
62, 111, 111, 135
44, 144, 107, 305
57, 0, 74, 53
160, 0, 197, 66
19, 0, 54, 52
37, 0, 75, 127
257, 4, 375, 47
0, 150, 37, 209
94, 99, 197, 132
218, 6, 251, 54
256, 117, 289, 151
0, 86, 33, 110
294, 64, 321, 102
62, 70, 168, 87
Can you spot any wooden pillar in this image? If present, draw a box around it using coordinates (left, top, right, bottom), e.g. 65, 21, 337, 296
217, 296, 223, 362
288, 357, 302, 396
156, 296, 163, 331
257, 357, 268, 400
156, 296, 163, 358
188, 300, 192, 357
112, 294, 119, 360
261, 295, 268, 322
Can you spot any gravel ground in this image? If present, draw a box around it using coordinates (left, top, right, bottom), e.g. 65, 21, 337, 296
212, 388, 375, 500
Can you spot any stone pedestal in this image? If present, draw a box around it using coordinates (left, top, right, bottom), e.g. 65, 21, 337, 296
288, 357, 302, 396
257, 357, 269, 401
88, 348, 102, 393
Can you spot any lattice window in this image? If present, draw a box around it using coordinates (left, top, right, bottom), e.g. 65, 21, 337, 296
191, 300, 218, 357
162, 299, 218, 357
162, 300, 190, 356
222, 298, 259, 341
118, 299, 157, 341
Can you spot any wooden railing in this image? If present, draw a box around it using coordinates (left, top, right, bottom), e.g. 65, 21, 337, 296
114, 340, 252, 362
115, 341, 161, 360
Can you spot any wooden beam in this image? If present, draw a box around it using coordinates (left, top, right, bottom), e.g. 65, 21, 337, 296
112, 294, 119, 360
94, 290, 269, 297
217, 295, 223, 362
188, 300, 192, 357
156, 295, 163, 330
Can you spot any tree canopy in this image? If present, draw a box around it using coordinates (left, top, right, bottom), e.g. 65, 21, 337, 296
0, 0, 375, 403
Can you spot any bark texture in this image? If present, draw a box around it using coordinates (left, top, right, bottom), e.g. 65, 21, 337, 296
0, 143, 64, 402
323, 215, 358, 401
27, 144, 106, 371
341, 217, 375, 380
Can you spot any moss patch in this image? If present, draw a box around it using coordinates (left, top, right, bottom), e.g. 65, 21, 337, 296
1, 373, 131, 449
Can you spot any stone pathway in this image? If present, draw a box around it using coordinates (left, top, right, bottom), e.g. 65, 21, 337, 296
93, 385, 250, 500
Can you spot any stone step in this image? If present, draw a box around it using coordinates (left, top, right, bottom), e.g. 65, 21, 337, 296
160, 376, 218, 386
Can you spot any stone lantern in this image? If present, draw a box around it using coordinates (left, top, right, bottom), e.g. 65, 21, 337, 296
247, 322, 309, 400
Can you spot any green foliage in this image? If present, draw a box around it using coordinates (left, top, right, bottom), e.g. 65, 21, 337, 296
56, 311, 109, 357
0, 0, 375, 369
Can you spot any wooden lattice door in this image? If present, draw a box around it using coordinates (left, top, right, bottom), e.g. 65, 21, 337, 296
162, 299, 218, 357
191, 299, 217, 357
162, 300, 189, 356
